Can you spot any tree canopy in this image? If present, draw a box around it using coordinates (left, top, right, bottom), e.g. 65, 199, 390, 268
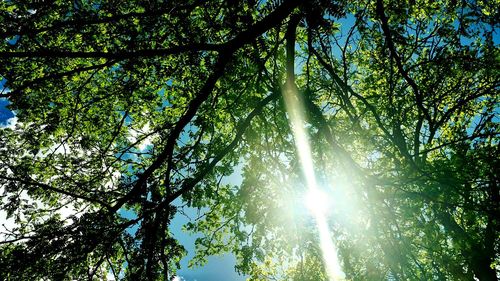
0, 0, 499, 280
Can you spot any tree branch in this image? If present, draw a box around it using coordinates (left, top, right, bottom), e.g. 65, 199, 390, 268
375, 0, 432, 125
0, 44, 222, 59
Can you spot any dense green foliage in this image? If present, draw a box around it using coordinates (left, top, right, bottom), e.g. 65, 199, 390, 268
0, 0, 499, 280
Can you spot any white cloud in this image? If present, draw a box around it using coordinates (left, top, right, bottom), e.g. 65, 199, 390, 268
0, 208, 17, 239
106, 271, 116, 280
0, 185, 82, 241
104, 169, 122, 190
1, 116, 17, 129
127, 122, 153, 151
0, 188, 30, 240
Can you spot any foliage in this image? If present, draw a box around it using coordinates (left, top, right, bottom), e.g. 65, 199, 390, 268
0, 0, 498, 280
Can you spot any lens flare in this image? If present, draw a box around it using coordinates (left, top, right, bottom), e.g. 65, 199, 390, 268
283, 83, 345, 281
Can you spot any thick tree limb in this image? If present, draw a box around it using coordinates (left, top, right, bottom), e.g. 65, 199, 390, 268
109, 90, 280, 230
110, 0, 301, 212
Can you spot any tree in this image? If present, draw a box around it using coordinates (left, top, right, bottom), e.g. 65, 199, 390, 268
0, 0, 498, 280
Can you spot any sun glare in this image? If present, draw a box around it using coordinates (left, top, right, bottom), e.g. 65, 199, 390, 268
305, 188, 329, 216
283, 83, 345, 281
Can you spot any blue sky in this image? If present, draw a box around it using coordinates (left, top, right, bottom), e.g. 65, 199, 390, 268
171, 206, 246, 281
0, 78, 14, 124
0, 99, 14, 124
173, 170, 246, 281
118, 205, 246, 281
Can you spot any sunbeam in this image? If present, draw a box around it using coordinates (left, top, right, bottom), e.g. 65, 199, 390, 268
283, 83, 345, 281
